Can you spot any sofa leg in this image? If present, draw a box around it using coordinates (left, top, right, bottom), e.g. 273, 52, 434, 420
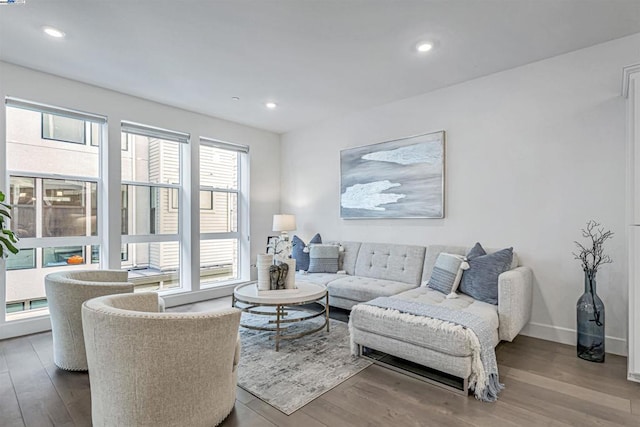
358, 346, 470, 396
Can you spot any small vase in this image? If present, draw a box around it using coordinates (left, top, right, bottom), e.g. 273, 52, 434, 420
576, 271, 605, 362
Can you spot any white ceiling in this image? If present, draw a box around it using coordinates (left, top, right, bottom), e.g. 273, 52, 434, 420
1, 1, 639, 134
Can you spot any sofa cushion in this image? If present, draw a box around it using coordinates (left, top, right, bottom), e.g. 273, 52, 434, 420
354, 243, 426, 285
308, 244, 339, 273
350, 287, 499, 358
291, 233, 321, 271
428, 253, 467, 295
295, 272, 342, 286
327, 276, 417, 303
459, 245, 513, 305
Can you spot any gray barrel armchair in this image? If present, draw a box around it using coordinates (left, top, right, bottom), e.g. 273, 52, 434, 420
45, 269, 135, 371
82, 292, 242, 427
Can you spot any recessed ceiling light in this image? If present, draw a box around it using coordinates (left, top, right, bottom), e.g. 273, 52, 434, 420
43, 26, 65, 38
265, 102, 277, 109
416, 42, 433, 53
232, 96, 240, 101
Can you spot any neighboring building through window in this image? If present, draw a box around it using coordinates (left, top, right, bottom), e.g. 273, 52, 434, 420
120, 122, 187, 291
42, 112, 100, 146
199, 138, 247, 287
5, 99, 104, 318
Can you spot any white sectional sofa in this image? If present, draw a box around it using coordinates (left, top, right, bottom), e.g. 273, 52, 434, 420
296, 241, 533, 388
297, 241, 426, 309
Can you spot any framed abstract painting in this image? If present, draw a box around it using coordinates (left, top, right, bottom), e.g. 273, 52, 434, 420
340, 131, 445, 219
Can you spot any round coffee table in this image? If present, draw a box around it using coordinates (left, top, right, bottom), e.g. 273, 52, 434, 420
232, 282, 329, 351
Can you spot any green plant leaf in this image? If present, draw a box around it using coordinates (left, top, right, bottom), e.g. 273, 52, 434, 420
1, 229, 18, 243
0, 235, 19, 256
0, 191, 19, 258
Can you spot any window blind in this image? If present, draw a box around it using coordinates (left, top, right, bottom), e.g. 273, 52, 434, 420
6, 97, 107, 124
121, 121, 189, 144
200, 137, 249, 154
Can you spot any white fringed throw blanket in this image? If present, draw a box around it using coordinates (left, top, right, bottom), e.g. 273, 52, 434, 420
350, 297, 503, 402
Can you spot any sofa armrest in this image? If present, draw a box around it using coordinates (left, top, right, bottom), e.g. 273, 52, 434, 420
498, 266, 533, 342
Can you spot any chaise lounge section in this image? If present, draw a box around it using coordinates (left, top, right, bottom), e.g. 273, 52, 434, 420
296, 241, 533, 392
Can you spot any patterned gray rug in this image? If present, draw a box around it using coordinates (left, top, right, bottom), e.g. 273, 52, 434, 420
237, 313, 372, 415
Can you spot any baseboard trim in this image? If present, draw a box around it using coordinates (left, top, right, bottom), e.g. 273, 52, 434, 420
0, 316, 52, 341
520, 322, 627, 356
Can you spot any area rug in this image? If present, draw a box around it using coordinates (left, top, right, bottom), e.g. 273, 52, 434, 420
237, 313, 372, 415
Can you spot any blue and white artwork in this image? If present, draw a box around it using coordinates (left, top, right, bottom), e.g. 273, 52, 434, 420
340, 131, 444, 219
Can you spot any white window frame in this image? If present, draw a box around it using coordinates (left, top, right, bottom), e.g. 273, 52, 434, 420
120, 122, 189, 295
7, 171, 101, 250
198, 138, 248, 287
1, 98, 106, 329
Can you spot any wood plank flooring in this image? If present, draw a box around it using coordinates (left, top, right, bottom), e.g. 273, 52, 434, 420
1, 297, 639, 426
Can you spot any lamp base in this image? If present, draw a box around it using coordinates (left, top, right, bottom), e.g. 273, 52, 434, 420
274, 233, 292, 263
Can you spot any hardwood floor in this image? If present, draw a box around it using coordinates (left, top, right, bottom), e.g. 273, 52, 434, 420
1, 298, 639, 426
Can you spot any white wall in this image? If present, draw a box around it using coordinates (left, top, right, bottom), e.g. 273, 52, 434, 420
281, 33, 640, 355
0, 61, 281, 337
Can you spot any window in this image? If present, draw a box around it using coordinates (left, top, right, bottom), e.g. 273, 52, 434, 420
91, 245, 100, 264
42, 112, 100, 146
5, 99, 104, 321
42, 246, 86, 267
5, 298, 49, 315
199, 138, 247, 287
121, 122, 188, 291
30, 299, 48, 310
6, 248, 35, 270
200, 190, 214, 210
2, 96, 251, 329
43, 178, 97, 237
6, 302, 25, 314
121, 133, 131, 151
9, 176, 35, 237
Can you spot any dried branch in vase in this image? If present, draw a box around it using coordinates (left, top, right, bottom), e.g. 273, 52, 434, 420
572, 220, 613, 277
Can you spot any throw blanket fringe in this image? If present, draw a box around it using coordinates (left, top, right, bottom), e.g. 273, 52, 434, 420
349, 298, 503, 402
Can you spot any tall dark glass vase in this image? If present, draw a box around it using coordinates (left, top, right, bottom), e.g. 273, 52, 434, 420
576, 271, 605, 362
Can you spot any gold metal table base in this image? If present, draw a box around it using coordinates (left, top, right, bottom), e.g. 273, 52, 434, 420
232, 292, 330, 351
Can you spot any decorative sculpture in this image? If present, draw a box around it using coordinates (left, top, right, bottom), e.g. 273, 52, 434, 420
268, 262, 289, 290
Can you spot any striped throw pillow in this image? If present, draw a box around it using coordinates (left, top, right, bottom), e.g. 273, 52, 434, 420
308, 244, 339, 273
428, 253, 468, 296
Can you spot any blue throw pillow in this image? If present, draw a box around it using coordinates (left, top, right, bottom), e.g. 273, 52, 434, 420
291, 233, 321, 271
459, 243, 513, 305
467, 242, 486, 259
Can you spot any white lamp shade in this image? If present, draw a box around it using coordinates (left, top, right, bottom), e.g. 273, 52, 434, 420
272, 214, 296, 232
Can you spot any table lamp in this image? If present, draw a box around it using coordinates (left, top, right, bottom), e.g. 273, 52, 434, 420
272, 214, 296, 261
